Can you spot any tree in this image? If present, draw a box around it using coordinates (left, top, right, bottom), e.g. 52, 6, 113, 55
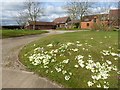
15, 12, 28, 29
91, 2, 119, 31
65, 0, 93, 28
15, 0, 44, 30
24, 0, 44, 30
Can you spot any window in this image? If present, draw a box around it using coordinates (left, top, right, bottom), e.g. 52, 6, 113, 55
87, 23, 89, 27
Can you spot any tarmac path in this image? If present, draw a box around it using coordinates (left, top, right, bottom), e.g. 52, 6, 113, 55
1, 30, 77, 88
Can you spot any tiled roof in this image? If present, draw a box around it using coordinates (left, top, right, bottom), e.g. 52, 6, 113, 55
53, 16, 70, 24
82, 14, 109, 22
68, 20, 80, 24
29, 21, 56, 25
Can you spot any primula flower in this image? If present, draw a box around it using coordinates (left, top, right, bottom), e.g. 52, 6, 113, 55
106, 60, 112, 65
65, 75, 70, 81
62, 70, 67, 75
75, 55, 84, 60
114, 58, 118, 60
47, 43, 53, 47
103, 85, 109, 89
55, 66, 62, 72
69, 72, 72, 75
87, 81, 94, 87
111, 52, 118, 56
67, 42, 74, 46
77, 44, 82, 46
33, 44, 36, 46
104, 36, 107, 38
72, 48, 78, 52
74, 65, 79, 68
82, 48, 85, 50
117, 71, 120, 74
76, 41, 80, 43
101, 50, 110, 56
100, 42, 103, 44
88, 55, 92, 58
97, 84, 101, 88
62, 59, 69, 64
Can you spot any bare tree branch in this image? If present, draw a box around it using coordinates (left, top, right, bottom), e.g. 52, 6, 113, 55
15, 0, 44, 30
64, 0, 94, 28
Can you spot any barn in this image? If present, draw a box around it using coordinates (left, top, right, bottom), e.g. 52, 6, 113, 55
25, 21, 56, 30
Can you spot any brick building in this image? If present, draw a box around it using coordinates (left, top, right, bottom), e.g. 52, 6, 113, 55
53, 16, 71, 29
81, 9, 120, 29
81, 14, 109, 29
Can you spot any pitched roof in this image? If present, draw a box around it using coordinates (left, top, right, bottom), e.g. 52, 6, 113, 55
53, 16, 70, 24
82, 14, 109, 22
29, 21, 56, 25
68, 20, 80, 24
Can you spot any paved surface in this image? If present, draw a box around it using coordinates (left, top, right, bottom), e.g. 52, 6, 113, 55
2, 68, 60, 88
1, 30, 77, 88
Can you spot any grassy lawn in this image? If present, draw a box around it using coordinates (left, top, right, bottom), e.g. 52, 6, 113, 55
0, 29, 48, 38
19, 31, 119, 88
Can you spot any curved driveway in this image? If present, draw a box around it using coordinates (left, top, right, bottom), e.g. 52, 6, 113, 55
1, 30, 77, 88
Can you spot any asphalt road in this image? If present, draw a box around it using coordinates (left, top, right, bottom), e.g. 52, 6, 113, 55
1, 30, 77, 88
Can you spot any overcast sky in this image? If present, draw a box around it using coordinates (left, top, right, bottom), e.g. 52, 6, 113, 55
0, 0, 119, 26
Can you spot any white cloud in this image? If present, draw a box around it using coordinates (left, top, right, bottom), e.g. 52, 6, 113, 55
89, 4, 118, 15
1, 2, 68, 25
40, 13, 67, 22
110, 6, 118, 10
44, 4, 67, 15
1, 1, 118, 25
39, 4, 68, 22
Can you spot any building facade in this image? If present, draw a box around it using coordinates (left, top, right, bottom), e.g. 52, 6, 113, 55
53, 16, 71, 29
81, 14, 109, 29
25, 21, 56, 30
81, 9, 120, 29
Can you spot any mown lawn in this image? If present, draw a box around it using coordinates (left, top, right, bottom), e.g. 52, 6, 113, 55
0, 29, 48, 38
19, 31, 119, 88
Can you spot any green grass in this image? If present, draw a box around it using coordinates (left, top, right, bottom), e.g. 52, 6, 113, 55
19, 31, 119, 88
0, 29, 48, 38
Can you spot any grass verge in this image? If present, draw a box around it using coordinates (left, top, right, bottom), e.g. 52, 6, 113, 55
19, 31, 119, 88
0, 29, 48, 38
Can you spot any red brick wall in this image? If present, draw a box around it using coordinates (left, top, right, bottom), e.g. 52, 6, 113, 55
81, 18, 109, 29
81, 21, 94, 29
